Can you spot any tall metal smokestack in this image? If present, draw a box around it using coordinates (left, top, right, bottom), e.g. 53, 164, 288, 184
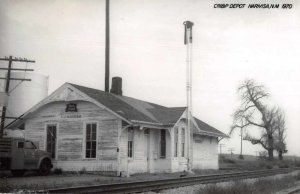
105, 0, 110, 92
183, 21, 194, 171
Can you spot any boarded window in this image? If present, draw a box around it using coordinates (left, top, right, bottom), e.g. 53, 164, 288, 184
174, 128, 178, 157
86, 123, 97, 159
181, 128, 185, 157
47, 124, 57, 158
160, 129, 166, 158
128, 128, 134, 158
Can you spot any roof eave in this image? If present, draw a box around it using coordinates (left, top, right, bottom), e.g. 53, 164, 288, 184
194, 130, 229, 138
131, 120, 174, 129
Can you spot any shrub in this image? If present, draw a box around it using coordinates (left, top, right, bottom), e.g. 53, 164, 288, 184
223, 158, 236, 164
258, 151, 268, 160
201, 181, 252, 194
259, 161, 273, 169
266, 164, 273, 169
53, 168, 63, 174
294, 160, 300, 167
279, 163, 289, 168
219, 155, 226, 160
0, 178, 11, 193
79, 167, 86, 174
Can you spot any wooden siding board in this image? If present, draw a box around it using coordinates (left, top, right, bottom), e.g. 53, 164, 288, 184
59, 121, 82, 135
98, 120, 118, 160
24, 101, 119, 168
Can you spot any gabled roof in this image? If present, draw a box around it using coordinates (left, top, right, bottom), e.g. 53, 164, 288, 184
70, 83, 185, 125
193, 118, 227, 137
8, 82, 227, 137
70, 83, 226, 137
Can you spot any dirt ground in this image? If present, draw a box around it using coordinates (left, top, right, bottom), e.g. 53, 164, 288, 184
0, 169, 222, 192
1, 167, 296, 193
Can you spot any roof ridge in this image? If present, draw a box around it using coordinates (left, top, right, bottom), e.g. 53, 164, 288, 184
70, 83, 160, 124
69, 82, 173, 109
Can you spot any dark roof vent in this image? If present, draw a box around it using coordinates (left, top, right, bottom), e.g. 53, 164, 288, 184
110, 77, 122, 96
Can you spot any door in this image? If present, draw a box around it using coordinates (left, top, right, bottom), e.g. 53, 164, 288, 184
24, 141, 38, 169
46, 124, 57, 159
144, 129, 150, 172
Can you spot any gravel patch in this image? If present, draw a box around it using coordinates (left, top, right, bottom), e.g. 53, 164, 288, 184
143, 170, 300, 194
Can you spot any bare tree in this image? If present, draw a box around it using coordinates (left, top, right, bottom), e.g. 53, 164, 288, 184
230, 79, 278, 160
273, 109, 287, 160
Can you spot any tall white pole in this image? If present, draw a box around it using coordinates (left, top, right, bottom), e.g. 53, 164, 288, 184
183, 21, 193, 171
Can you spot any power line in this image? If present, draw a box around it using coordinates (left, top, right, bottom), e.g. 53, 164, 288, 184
0, 56, 35, 137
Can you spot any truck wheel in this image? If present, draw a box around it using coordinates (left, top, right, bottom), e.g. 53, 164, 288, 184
11, 170, 25, 177
39, 160, 51, 176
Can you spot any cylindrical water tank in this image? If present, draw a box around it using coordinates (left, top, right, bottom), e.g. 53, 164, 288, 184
6, 72, 48, 125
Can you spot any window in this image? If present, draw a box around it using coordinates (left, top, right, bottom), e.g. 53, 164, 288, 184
160, 129, 166, 158
86, 123, 97, 159
17, 141, 24, 149
174, 128, 178, 157
47, 124, 57, 158
181, 128, 185, 157
128, 128, 134, 158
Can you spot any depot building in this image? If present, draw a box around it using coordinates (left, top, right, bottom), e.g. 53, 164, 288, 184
9, 78, 227, 175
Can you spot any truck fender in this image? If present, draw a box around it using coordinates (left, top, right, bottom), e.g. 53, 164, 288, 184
37, 157, 53, 169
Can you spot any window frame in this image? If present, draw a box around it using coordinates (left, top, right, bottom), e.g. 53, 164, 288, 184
160, 129, 166, 159
45, 123, 58, 159
181, 128, 185, 157
17, 141, 24, 149
174, 127, 178, 157
83, 122, 98, 160
127, 127, 134, 158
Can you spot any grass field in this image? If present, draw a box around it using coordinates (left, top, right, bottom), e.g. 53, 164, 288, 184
219, 154, 300, 170
197, 171, 300, 194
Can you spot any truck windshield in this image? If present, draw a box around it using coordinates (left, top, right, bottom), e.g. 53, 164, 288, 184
17, 141, 24, 148
24, 141, 36, 149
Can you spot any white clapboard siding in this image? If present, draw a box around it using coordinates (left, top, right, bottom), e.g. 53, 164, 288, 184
24, 101, 120, 172
193, 135, 218, 169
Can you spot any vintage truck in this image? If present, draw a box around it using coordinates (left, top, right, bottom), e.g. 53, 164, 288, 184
0, 137, 53, 176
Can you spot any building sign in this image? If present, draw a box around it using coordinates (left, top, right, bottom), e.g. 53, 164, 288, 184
194, 135, 204, 143
65, 103, 77, 112
61, 114, 82, 119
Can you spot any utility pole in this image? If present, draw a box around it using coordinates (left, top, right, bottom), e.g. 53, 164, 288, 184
228, 148, 235, 159
105, 0, 110, 92
239, 127, 244, 159
183, 21, 194, 171
0, 56, 35, 137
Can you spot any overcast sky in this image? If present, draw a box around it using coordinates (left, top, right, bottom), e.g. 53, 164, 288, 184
0, 0, 299, 157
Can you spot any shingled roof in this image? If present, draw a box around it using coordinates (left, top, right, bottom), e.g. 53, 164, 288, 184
70, 83, 185, 125
70, 83, 226, 137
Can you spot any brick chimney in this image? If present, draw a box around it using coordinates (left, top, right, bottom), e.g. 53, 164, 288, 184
110, 77, 122, 96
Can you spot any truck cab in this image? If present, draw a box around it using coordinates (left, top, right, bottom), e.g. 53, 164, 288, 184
0, 137, 53, 176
